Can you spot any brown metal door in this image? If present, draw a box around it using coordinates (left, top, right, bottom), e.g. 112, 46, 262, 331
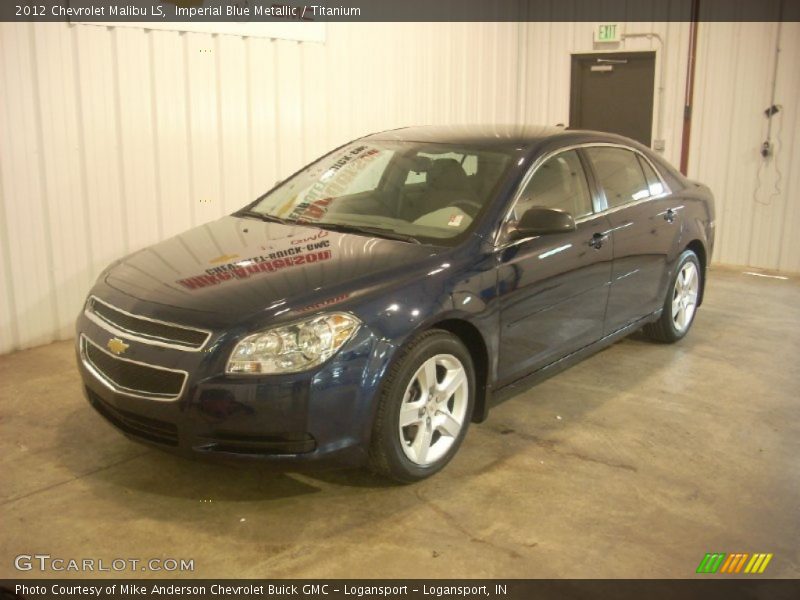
570, 52, 656, 146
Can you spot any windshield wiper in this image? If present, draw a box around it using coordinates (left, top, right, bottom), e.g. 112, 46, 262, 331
309, 222, 422, 244
236, 210, 293, 225
238, 211, 422, 244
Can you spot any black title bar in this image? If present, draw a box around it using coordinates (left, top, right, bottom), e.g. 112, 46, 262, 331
2, 0, 799, 23
3, 579, 800, 600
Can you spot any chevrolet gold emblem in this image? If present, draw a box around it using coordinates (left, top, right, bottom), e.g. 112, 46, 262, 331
107, 338, 129, 355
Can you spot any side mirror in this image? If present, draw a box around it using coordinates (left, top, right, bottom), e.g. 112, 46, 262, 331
508, 206, 576, 240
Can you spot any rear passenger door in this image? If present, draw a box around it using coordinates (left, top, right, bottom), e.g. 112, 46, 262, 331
583, 146, 682, 334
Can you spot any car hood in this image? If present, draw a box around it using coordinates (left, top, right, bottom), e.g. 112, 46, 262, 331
103, 216, 445, 328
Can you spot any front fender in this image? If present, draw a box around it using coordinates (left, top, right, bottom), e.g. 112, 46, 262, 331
346, 251, 500, 437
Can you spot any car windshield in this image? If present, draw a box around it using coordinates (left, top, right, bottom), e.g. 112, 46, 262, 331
245, 141, 515, 244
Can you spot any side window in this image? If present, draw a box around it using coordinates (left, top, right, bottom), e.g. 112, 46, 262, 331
585, 147, 651, 208
514, 150, 593, 220
637, 155, 665, 196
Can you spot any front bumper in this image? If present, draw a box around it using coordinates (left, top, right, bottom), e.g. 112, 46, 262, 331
75, 302, 392, 469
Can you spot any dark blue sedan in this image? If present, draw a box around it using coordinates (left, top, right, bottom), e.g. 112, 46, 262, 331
76, 125, 715, 482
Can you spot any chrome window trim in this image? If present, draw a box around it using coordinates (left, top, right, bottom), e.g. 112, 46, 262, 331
80, 334, 188, 402
86, 295, 212, 352
494, 141, 672, 247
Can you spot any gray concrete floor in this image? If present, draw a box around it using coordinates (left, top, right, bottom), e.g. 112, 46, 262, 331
1, 268, 798, 579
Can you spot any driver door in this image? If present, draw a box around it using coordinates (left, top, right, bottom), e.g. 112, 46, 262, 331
496, 149, 613, 386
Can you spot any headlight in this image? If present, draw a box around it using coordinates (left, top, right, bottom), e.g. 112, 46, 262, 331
226, 313, 361, 374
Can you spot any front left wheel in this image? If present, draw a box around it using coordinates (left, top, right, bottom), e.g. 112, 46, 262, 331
368, 330, 475, 483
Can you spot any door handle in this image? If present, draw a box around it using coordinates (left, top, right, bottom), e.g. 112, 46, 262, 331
664, 208, 676, 223
589, 232, 607, 249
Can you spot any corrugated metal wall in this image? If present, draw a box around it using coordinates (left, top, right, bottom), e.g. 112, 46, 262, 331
1, 17, 798, 353
689, 20, 800, 273
0, 21, 523, 353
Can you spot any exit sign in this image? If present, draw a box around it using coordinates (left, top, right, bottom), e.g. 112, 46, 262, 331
595, 23, 621, 43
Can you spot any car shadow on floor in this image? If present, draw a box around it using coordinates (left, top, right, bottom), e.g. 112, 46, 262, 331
53, 405, 400, 502
48, 407, 424, 551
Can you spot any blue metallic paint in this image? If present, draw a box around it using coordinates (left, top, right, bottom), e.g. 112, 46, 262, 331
76, 127, 715, 468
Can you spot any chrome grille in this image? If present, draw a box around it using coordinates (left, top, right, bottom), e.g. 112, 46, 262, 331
81, 335, 187, 400
86, 296, 210, 350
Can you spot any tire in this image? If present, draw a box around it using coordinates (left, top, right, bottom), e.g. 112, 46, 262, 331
368, 330, 475, 483
644, 249, 702, 343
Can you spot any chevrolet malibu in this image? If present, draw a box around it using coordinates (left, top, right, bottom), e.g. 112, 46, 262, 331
76, 125, 715, 482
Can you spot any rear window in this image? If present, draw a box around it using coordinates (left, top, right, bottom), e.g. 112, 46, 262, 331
405, 152, 478, 185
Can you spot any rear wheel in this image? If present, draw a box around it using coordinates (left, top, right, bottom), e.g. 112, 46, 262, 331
368, 330, 474, 483
644, 249, 702, 343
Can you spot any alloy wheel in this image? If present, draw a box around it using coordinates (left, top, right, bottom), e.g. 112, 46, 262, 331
672, 261, 699, 333
398, 354, 469, 466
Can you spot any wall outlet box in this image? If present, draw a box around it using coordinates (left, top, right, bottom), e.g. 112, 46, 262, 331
653, 139, 666, 152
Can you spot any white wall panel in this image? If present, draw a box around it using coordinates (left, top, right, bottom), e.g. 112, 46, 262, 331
274, 39, 305, 176
185, 32, 223, 225
217, 35, 251, 215
245, 36, 279, 198
115, 27, 162, 252
688, 21, 800, 271
31, 23, 94, 340
150, 29, 194, 239
76, 26, 130, 270
775, 26, 800, 273
0, 24, 59, 350
1, 15, 799, 353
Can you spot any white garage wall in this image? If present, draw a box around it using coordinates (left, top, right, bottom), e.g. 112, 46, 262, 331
0, 16, 799, 354
0, 21, 523, 353
689, 20, 800, 274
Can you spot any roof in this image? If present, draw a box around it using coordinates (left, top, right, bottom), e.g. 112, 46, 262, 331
364, 124, 587, 149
